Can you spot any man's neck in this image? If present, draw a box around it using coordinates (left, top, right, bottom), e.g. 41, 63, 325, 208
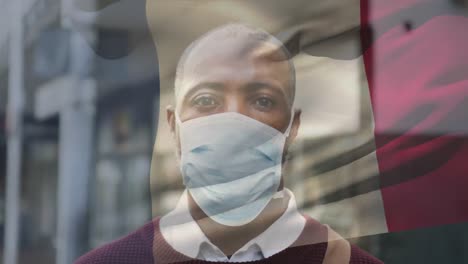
187, 191, 290, 256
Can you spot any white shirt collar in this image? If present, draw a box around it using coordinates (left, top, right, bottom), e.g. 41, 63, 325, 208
160, 188, 306, 262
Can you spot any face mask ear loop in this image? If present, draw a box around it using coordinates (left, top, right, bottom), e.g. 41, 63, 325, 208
284, 107, 295, 137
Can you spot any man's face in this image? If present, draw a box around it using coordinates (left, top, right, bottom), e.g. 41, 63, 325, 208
167, 38, 301, 155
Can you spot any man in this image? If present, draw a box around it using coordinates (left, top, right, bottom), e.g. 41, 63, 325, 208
76, 24, 382, 264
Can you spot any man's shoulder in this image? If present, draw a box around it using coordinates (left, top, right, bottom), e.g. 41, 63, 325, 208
307, 221, 383, 264
74, 220, 156, 264
350, 244, 384, 264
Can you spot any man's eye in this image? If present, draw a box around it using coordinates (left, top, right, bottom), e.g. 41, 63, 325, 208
193, 96, 218, 107
254, 97, 274, 110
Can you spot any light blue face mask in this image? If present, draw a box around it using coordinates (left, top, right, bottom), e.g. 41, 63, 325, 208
176, 111, 294, 226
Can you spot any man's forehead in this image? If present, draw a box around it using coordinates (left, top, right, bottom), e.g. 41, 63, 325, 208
175, 35, 294, 105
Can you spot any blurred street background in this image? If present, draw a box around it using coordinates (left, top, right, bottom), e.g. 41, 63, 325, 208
1, 0, 468, 263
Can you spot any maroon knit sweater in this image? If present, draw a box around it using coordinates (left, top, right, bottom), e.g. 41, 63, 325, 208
75, 217, 383, 264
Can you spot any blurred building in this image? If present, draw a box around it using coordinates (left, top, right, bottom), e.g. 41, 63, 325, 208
0, 0, 382, 263
0, 0, 400, 263
0, 0, 156, 263
2, 1, 468, 264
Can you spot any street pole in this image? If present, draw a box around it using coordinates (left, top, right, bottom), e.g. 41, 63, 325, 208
55, 0, 96, 263
4, 0, 24, 263
55, 77, 95, 264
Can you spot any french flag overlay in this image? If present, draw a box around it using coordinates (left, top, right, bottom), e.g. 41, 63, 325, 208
361, 0, 468, 232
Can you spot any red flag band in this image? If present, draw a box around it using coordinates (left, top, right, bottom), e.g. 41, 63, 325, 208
361, 0, 468, 232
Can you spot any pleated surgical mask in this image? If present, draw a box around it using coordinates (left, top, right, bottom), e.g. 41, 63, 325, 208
176, 110, 294, 226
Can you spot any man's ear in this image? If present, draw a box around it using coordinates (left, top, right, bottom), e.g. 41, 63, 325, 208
166, 105, 176, 136
282, 109, 301, 164
288, 109, 301, 143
